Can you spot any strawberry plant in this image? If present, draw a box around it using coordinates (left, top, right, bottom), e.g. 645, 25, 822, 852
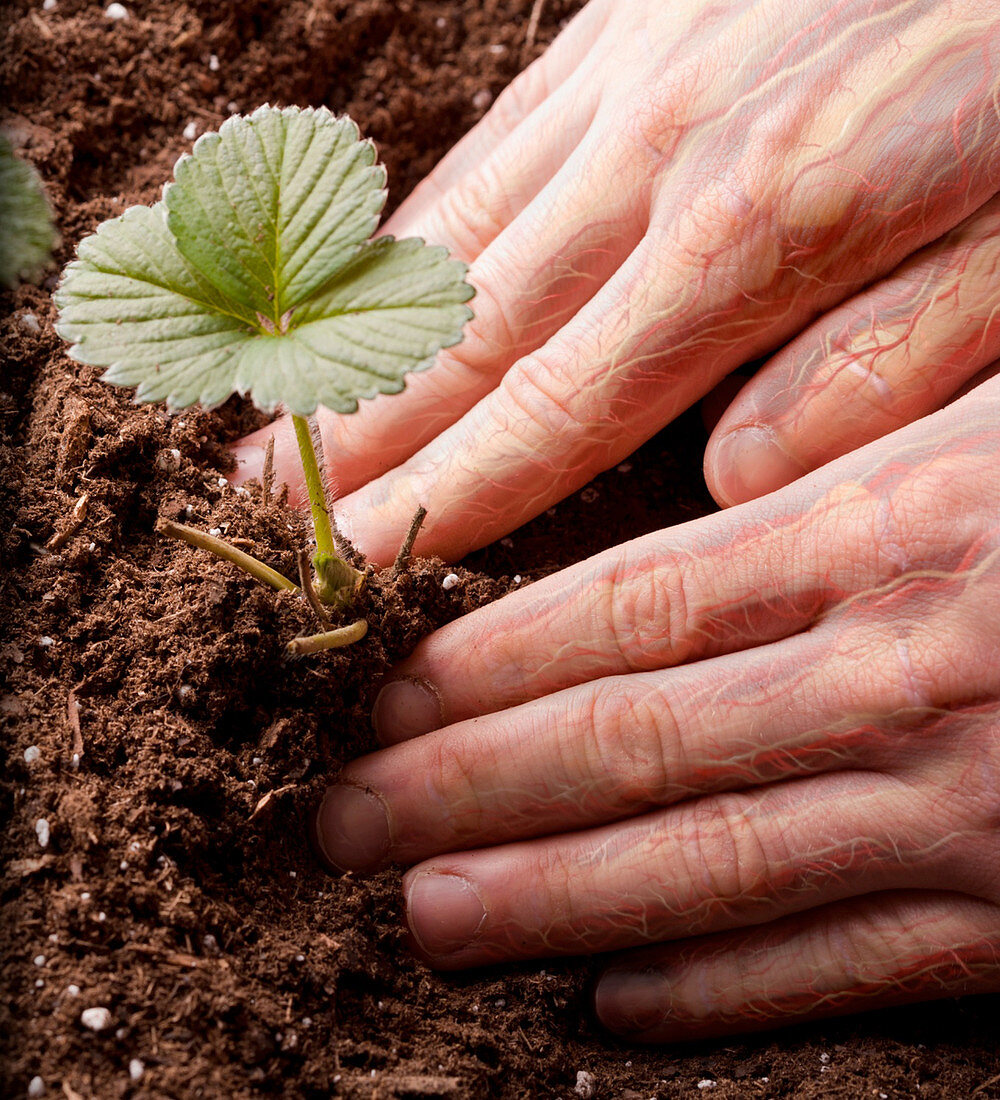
55, 105, 473, 652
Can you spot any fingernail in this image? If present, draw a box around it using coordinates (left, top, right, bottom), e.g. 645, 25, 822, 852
314, 784, 390, 873
229, 442, 265, 486
710, 425, 807, 506
594, 968, 670, 1037
406, 871, 486, 958
372, 677, 444, 745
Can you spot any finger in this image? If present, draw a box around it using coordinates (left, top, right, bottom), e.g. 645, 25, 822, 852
384, 48, 604, 260
384, 0, 613, 242
594, 892, 1000, 1041
370, 397, 1000, 742
706, 195, 1000, 506
331, 229, 751, 564
320, 587, 1000, 869
231, 0, 612, 497
329, 8, 1000, 562
231, 91, 643, 502
334, 171, 1000, 567
396, 774, 969, 968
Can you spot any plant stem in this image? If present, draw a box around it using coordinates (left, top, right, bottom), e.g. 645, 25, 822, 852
392, 504, 427, 575
286, 618, 368, 656
296, 548, 332, 628
157, 519, 298, 595
291, 413, 363, 606
261, 434, 275, 505
292, 413, 336, 560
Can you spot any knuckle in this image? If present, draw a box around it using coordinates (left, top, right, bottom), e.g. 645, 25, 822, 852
497, 347, 633, 454
825, 315, 930, 413
425, 736, 491, 842
868, 623, 941, 713
584, 678, 682, 807
453, 273, 518, 367
436, 159, 510, 255
619, 87, 689, 167
496, 352, 588, 439
605, 545, 692, 671
816, 906, 900, 988
682, 796, 776, 926
490, 65, 550, 133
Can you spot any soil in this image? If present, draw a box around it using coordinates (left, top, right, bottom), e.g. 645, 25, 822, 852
1, 1, 998, 1097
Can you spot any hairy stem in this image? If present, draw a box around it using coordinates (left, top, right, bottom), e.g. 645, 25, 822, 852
291, 413, 363, 606
157, 519, 298, 595
292, 413, 336, 559
286, 618, 368, 656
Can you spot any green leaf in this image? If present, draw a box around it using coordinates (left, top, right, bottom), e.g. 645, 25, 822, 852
55, 105, 473, 416
167, 105, 387, 321
231, 238, 478, 415
0, 135, 57, 290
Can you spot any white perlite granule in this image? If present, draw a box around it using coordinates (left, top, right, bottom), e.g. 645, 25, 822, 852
573, 1071, 596, 1099
80, 1006, 114, 1031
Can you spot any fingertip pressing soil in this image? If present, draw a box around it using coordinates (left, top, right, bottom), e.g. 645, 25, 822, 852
2, 2, 998, 1097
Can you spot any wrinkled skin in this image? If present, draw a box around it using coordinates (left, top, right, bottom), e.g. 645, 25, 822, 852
318, 389, 1000, 1039
233, 0, 1000, 1038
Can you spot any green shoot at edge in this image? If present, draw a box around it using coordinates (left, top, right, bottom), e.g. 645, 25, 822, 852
54, 105, 473, 653
0, 134, 58, 290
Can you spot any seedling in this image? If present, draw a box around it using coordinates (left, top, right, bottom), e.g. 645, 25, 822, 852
54, 105, 473, 652
0, 134, 57, 289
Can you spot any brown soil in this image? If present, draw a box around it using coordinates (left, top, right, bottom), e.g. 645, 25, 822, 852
1, 1, 998, 1097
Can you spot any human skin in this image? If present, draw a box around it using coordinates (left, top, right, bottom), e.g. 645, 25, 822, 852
317, 385, 1000, 1038
231, 0, 1000, 1036
234, 0, 1000, 559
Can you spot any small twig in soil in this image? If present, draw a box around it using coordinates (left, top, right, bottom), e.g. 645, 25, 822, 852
66, 687, 84, 769
392, 504, 428, 575
286, 618, 368, 656
157, 519, 298, 595
30, 9, 55, 39
124, 942, 229, 970
297, 548, 332, 629
261, 434, 275, 505
522, 0, 547, 61
249, 783, 296, 822
972, 1072, 1000, 1097
46, 492, 89, 551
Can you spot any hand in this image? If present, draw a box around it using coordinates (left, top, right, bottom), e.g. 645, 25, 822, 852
233, 0, 1000, 563
314, 382, 1000, 1040
705, 195, 1000, 504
